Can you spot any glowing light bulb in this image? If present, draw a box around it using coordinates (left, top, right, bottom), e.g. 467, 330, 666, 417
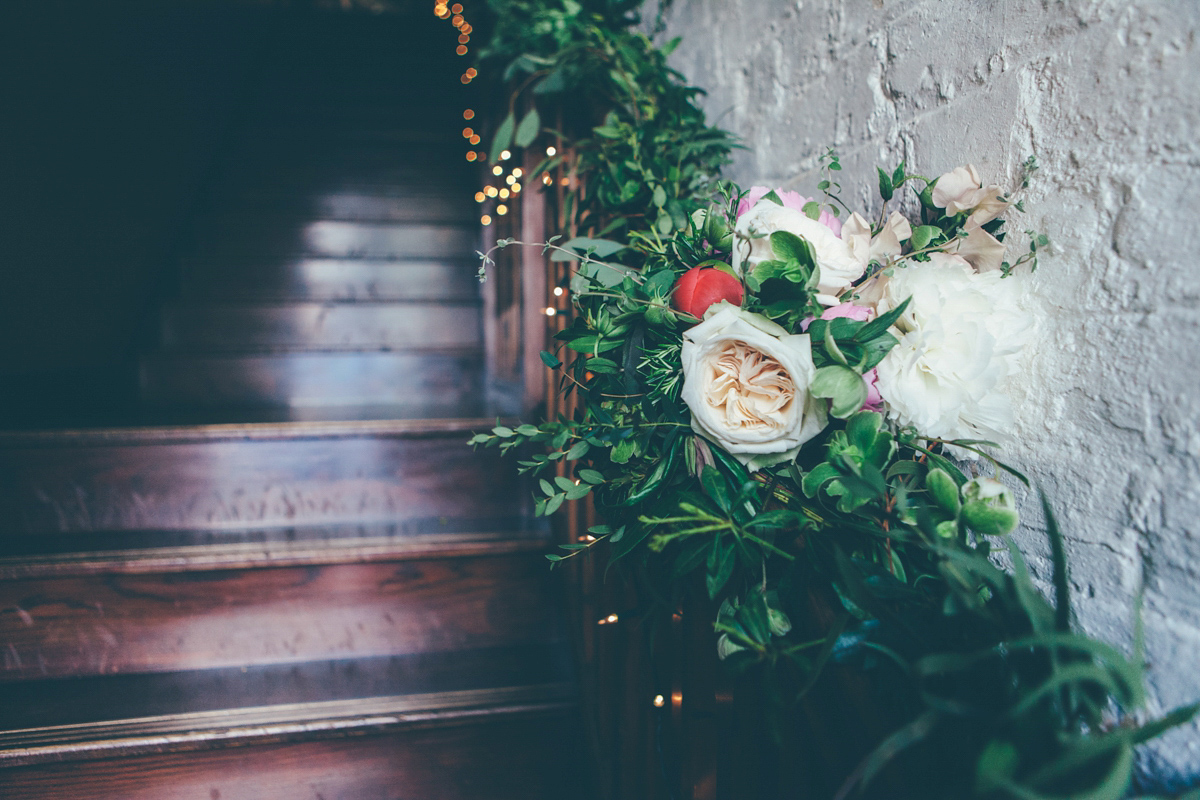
496, 204, 508, 215
553, 287, 564, 296
469, 135, 480, 145
653, 694, 665, 708
492, 165, 503, 176
560, 177, 570, 186
544, 307, 557, 317
597, 613, 619, 625
458, 33, 469, 44
451, 3, 463, 12
451, 14, 463, 26
542, 175, 553, 185
511, 183, 522, 193
462, 127, 474, 138
499, 188, 510, 199
546, 146, 557, 156
463, 109, 475, 120
500, 150, 511, 161
465, 152, 477, 162
474, 191, 485, 203
505, 175, 516, 185
485, 186, 498, 198
465, 68, 477, 78
481, 214, 492, 226
456, 45, 468, 56
511, 167, 523, 178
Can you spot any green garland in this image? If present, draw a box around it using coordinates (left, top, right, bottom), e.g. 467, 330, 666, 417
471, 2, 1198, 797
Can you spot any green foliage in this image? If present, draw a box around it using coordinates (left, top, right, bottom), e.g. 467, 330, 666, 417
478, 0, 737, 249
470, 3, 1194, 796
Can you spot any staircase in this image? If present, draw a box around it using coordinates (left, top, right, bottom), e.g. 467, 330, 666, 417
0, 9, 581, 798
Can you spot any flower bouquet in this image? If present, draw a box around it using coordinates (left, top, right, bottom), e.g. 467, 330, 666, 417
474, 154, 1195, 798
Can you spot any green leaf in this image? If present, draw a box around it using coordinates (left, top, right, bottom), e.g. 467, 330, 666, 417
706, 539, 736, 599
910, 225, 939, 250
539, 350, 562, 369
579, 469, 605, 484
700, 465, 731, 512
514, 107, 540, 148
855, 297, 910, 342
550, 236, 627, 261
489, 112, 515, 164
652, 184, 667, 208
802, 201, 821, 220
493, 426, 515, 438
877, 167, 894, 202
544, 493, 565, 515
811, 365, 869, 418
769, 231, 814, 265
565, 440, 590, 460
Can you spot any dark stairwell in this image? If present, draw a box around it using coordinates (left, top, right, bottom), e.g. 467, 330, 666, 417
0, 4, 582, 797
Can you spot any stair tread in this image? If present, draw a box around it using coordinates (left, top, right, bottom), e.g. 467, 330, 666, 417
0, 415, 500, 446
0, 648, 576, 766
0, 529, 547, 578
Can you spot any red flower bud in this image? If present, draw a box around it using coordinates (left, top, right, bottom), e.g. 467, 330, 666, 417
672, 267, 744, 320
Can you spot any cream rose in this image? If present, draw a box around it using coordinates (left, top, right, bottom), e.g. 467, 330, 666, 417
732, 201, 865, 306
681, 305, 827, 471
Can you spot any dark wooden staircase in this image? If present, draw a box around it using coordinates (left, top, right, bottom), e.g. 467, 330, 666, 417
0, 8, 582, 798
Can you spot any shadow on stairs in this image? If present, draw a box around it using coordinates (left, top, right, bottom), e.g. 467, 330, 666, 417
0, 6, 585, 798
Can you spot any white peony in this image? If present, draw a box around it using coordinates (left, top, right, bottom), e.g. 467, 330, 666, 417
872, 254, 1031, 447
732, 201, 865, 306
681, 305, 827, 471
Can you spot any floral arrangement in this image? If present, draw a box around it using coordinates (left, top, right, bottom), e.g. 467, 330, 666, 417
475, 154, 1197, 797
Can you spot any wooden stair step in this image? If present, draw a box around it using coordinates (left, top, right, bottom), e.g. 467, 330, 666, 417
0, 699, 579, 799
0, 654, 579, 798
197, 193, 478, 225
179, 258, 481, 302
0, 539, 559, 680
190, 221, 478, 260
0, 645, 573, 731
159, 302, 483, 351
0, 418, 520, 534
139, 349, 484, 415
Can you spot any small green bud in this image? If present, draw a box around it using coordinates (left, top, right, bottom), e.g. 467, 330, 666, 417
926, 468, 961, 515
767, 607, 792, 637
643, 299, 673, 327
935, 519, 959, 540
960, 477, 1019, 535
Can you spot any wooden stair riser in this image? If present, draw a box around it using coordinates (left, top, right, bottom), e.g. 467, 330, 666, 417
0, 427, 519, 534
188, 221, 478, 261
195, 194, 478, 226
179, 258, 481, 302
159, 302, 482, 351
0, 710, 578, 800
0, 553, 557, 681
139, 350, 483, 412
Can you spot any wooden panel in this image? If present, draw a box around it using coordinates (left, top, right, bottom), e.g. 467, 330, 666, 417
139, 349, 483, 413
0, 710, 583, 800
180, 258, 481, 302
0, 422, 524, 533
160, 302, 482, 351
0, 552, 559, 680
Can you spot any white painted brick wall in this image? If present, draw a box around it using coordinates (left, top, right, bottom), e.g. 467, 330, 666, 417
652, 0, 1200, 784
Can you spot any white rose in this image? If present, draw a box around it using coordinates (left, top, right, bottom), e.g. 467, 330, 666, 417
681, 305, 828, 471
932, 164, 1008, 225
872, 255, 1031, 448
732, 202, 865, 306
